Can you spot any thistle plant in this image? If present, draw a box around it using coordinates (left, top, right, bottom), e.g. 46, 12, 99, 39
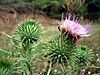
43, 35, 77, 75
17, 19, 42, 45
0, 19, 43, 75
0, 14, 94, 75
75, 45, 93, 75
15, 19, 43, 75
59, 13, 91, 39
75, 45, 92, 66
0, 57, 15, 75
0, 48, 15, 75
43, 13, 93, 75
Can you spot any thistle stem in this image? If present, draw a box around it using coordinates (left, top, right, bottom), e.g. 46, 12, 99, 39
47, 62, 52, 75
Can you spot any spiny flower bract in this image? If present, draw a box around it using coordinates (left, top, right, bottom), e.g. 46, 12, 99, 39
43, 35, 77, 66
75, 45, 93, 66
17, 19, 43, 44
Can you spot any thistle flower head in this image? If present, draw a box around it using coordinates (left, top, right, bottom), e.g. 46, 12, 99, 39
17, 19, 43, 45
59, 13, 91, 41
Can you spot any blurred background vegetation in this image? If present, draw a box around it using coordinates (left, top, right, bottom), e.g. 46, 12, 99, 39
0, 0, 99, 20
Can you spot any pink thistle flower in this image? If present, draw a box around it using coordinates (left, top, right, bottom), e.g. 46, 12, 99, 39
59, 13, 91, 41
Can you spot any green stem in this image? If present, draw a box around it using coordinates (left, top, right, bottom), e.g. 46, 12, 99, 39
60, 64, 65, 73
47, 62, 52, 75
